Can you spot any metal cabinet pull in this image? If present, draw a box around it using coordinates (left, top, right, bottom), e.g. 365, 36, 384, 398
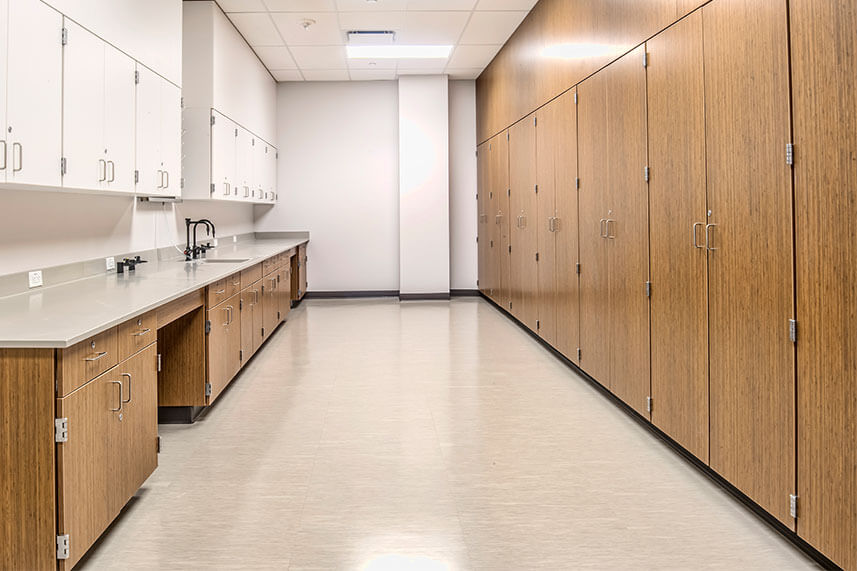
164, 171, 169, 189
132, 328, 151, 337
121, 373, 132, 404
98, 159, 106, 182
692, 222, 704, 249
223, 182, 230, 196
84, 351, 108, 362
12, 142, 22, 172
553, 217, 561, 232
156, 170, 163, 188
705, 223, 718, 251
110, 380, 123, 412
107, 160, 115, 182
0, 140, 6, 170
606, 219, 615, 239
214, 288, 226, 295
222, 306, 230, 326
254, 290, 259, 304
599, 218, 607, 238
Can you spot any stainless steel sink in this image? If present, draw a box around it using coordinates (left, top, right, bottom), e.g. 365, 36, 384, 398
186, 258, 249, 264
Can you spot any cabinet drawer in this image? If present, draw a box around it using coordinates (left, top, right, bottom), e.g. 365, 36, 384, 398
207, 277, 229, 307
226, 272, 242, 299
118, 311, 157, 361
262, 256, 279, 276
241, 263, 262, 290
57, 327, 119, 396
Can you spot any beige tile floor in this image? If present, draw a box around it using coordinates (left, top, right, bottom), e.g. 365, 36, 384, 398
79, 298, 818, 570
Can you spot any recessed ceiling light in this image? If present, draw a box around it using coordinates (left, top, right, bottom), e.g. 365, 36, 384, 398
347, 45, 452, 59
300, 18, 316, 31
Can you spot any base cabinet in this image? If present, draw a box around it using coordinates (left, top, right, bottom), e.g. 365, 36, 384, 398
240, 281, 263, 366
206, 292, 241, 403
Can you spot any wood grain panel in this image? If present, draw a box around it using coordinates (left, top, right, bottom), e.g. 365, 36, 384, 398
279, 265, 292, 323
299, 244, 308, 298
57, 326, 119, 397
509, 114, 539, 331
240, 263, 262, 290
791, 0, 857, 566
493, 130, 512, 311
577, 71, 610, 383
476, 0, 678, 143
240, 281, 263, 365
118, 310, 157, 362
605, 45, 650, 417
536, 100, 558, 345
156, 288, 204, 328
647, 12, 709, 460
157, 307, 206, 407
483, 139, 498, 300
291, 253, 301, 301
553, 88, 580, 363
477, 142, 490, 296
207, 292, 241, 404
206, 277, 230, 308
117, 343, 158, 506
0, 349, 55, 571
703, 0, 795, 527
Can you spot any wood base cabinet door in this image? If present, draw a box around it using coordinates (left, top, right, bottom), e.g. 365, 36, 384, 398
117, 344, 158, 505
493, 131, 512, 310
509, 115, 539, 331
535, 101, 558, 346
279, 266, 292, 323
647, 12, 709, 459
577, 72, 610, 384
262, 273, 279, 340
207, 293, 241, 403
791, 0, 857, 567
299, 245, 308, 298
704, 0, 796, 527
240, 283, 262, 364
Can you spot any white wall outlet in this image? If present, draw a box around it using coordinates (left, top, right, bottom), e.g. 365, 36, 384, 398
28, 270, 43, 288
105, 256, 115, 271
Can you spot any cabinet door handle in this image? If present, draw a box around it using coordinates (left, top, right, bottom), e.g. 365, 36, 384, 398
214, 288, 225, 295
85, 351, 108, 362
110, 380, 123, 412
98, 159, 106, 182
599, 218, 607, 238
553, 217, 561, 232
606, 219, 615, 239
164, 170, 169, 189
12, 142, 22, 172
222, 306, 230, 326
692, 222, 704, 249
108, 160, 116, 182
0, 140, 6, 170
254, 290, 259, 304
121, 373, 132, 404
705, 223, 718, 251
132, 328, 151, 337
156, 170, 163, 188
223, 182, 230, 196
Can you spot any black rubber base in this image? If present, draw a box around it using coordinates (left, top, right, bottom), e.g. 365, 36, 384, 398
157, 405, 205, 424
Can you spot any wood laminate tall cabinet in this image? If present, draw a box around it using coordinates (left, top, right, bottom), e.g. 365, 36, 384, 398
791, 1, 857, 567
509, 115, 539, 331
490, 131, 511, 311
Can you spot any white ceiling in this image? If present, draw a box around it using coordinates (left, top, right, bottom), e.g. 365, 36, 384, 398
215, 0, 536, 82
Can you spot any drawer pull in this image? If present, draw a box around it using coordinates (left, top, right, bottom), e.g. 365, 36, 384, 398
121, 373, 132, 404
85, 351, 108, 362
214, 288, 226, 295
132, 328, 151, 337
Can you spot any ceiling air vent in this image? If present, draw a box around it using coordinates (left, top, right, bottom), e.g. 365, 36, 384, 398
347, 30, 396, 45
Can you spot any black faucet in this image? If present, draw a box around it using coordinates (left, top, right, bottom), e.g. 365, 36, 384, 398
117, 255, 148, 274
184, 218, 217, 260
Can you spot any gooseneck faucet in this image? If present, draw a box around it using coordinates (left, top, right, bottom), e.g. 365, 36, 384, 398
184, 218, 217, 260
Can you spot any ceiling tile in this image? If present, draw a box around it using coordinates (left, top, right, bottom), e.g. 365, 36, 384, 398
263, 0, 337, 11
459, 10, 526, 44
448, 44, 500, 68
406, 0, 477, 10
446, 67, 482, 79
272, 12, 343, 45
336, 0, 407, 10
396, 57, 452, 69
271, 69, 304, 81
349, 69, 397, 80
218, 0, 267, 12
396, 67, 446, 75
290, 45, 348, 69
302, 69, 351, 80
397, 11, 469, 44
475, 0, 537, 9
338, 11, 404, 32
347, 58, 397, 70
229, 13, 284, 46
254, 46, 298, 69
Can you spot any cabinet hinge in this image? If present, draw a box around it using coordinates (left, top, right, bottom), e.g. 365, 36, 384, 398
157, 435, 161, 453
644, 166, 650, 182
239, 299, 244, 311
55, 418, 68, 443
535, 252, 539, 262
157, 353, 162, 372
134, 70, 139, 84
506, 132, 509, 141
134, 170, 139, 184
204, 383, 212, 397
786, 143, 795, 166
205, 320, 211, 335
239, 350, 243, 361
476, 279, 479, 287
643, 51, 648, 67
645, 281, 651, 297
789, 494, 798, 518
60, 157, 66, 176
575, 262, 581, 274
536, 320, 540, 330
261, 327, 265, 337
234, 128, 238, 137
180, 97, 184, 109
181, 178, 185, 189
56, 534, 70, 560
646, 396, 653, 413
533, 116, 537, 126
576, 347, 582, 360
507, 188, 511, 197
210, 114, 216, 126
210, 183, 215, 194
476, 236, 479, 243
61, 27, 67, 46
789, 319, 797, 343
575, 177, 580, 189
574, 92, 578, 105
508, 245, 512, 253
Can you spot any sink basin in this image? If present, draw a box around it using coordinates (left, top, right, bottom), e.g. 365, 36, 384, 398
186, 258, 249, 264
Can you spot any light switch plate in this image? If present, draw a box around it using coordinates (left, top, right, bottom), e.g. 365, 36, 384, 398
105, 256, 115, 271
28, 270, 43, 288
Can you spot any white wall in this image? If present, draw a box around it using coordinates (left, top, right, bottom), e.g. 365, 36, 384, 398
255, 81, 400, 292
449, 80, 478, 290
0, 189, 254, 275
398, 76, 450, 296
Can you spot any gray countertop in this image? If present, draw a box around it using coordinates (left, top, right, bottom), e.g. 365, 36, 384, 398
0, 237, 308, 349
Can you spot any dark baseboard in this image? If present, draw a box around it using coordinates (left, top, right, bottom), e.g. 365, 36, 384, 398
450, 289, 480, 297
158, 406, 205, 424
304, 290, 400, 299
399, 293, 450, 301
478, 292, 840, 571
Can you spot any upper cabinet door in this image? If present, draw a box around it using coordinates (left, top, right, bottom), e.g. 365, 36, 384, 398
252, 141, 266, 201
159, 80, 182, 197
62, 20, 105, 191
210, 110, 236, 200
0, 0, 8, 183
266, 144, 277, 201
6, 0, 62, 188
135, 65, 162, 195
103, 44, 135, 192
235, 127, 253, 200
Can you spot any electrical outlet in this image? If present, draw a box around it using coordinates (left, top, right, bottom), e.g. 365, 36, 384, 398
28, 270, 43, 288
105, 256, 115, 271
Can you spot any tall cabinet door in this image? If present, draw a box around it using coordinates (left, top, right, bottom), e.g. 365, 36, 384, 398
477, 143, 489, 296
484, 138, 499, 301
535, 102, 558, 345
6, 0, 62, 188
554, 89, 580, 363
508, 115, 539, 331
648, 12, 709, 459
0, 0, 8, 183
493, 130, 512, 311
160, 80, 182, 196
103, 44, 135, 192
704, 0, 796, 527
791, 1, 857, 567
577, 72, 610, 384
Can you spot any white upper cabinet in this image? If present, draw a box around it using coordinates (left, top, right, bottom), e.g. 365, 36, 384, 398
236, 128, 254, 200
159, 80, 182, 196
4, 0, 63, 188
62, 21, 135, 193
210, 110, 237, 201
136, 65, 182, 196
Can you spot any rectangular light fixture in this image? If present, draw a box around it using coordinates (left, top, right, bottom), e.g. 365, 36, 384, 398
346, 45, 452, 59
